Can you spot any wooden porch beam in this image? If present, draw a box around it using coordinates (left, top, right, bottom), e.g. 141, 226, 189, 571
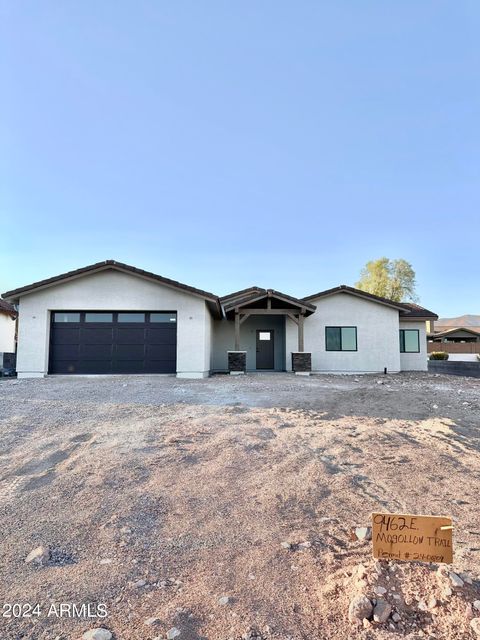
234, 311, 240, 350
286, 312, 299, 326
233, 308, 305, 315
298, 313, 305, 352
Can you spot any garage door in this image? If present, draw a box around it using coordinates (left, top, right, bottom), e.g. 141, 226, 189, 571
49, 311, 177, 374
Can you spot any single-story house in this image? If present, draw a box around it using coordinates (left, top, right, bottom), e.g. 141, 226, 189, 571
427, 326, 480, 362
0, 298, 17, 370
2, 260, 437, 378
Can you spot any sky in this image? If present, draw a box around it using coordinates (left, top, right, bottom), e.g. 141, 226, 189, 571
1, 2, 478, 317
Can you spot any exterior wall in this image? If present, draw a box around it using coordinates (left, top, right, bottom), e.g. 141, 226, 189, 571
0, 313, 16, 353
286, 293, 402, 373
15, 270, 212, 378
399, 320, 428, 371
211, 315, 286, 371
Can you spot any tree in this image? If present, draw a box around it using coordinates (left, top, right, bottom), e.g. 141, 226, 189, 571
355, 257, 418, 302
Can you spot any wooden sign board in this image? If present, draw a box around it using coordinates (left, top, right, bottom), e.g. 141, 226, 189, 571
372, 512, 453, 564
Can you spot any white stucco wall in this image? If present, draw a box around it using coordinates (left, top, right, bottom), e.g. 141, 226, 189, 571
399, 320, 428, 371
0, 313, 16, 353
286, 293, 402, 373
15, 269, 213, 378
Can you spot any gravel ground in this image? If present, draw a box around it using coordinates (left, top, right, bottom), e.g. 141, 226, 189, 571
0, 372, 479, 640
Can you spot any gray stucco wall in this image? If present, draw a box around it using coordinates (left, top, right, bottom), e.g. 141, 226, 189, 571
211, 315, 286, 371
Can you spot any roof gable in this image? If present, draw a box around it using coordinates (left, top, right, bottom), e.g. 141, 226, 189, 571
3, 260, 216, 301
302, 285, 437, 319
2, 260, 222, 316
222, 289, 316, 315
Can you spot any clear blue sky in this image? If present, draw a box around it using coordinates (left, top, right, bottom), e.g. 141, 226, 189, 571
1, 2, 478, 317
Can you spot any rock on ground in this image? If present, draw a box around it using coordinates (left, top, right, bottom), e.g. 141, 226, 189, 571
82, 629, 112, 640
373, 600, 392, 623
348, 595, 373, 623
25, 545, 49, 565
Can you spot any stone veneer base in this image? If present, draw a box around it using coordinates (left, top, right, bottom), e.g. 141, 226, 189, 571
291, 352, 312, 373
228, 351, 247, 373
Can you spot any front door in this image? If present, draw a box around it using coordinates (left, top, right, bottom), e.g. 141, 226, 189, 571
256, 330, 274, 369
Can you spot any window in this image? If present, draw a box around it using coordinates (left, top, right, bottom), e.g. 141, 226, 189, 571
85, 313, 113, 323
258, 332, 271, 341
325, 326, 357, 351
400, 329, 420, 353
53, 312, 80, 323
118, 313, 145, 323
150, 313, 177, 323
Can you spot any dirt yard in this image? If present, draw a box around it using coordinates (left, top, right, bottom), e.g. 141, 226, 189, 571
1, 372, 480, 640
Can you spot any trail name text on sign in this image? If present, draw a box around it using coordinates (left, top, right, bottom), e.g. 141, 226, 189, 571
372, 512, 453, 564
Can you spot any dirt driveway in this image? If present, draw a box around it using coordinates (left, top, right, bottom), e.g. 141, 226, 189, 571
1, 373, 479, 640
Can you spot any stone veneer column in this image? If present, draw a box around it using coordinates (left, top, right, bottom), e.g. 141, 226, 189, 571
228, 351, 247, 374
291, 352, 312, 375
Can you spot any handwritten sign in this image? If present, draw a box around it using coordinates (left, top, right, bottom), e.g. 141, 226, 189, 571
372, 512, 453, 564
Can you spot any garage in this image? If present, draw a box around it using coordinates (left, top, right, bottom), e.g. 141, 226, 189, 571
49, 311, 177, 374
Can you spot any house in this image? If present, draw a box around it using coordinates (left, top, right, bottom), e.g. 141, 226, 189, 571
2, 260, 437, 378
427, 324, 480, 362
0, 298, 17, 371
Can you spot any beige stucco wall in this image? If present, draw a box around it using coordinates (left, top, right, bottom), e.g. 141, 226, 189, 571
15, 269, 213, 378
0, 313, 16, 353
286, 293, 402, 373
399, 320, 428, 371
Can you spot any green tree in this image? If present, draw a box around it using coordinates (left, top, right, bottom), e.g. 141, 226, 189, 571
355, 257, 418, 302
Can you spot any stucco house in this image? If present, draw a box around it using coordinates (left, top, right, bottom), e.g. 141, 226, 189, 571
2, 260, 437, 379
0, 298, 17, 370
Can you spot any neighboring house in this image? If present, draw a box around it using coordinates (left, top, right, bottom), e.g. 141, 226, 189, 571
0, 298, 17, 370
2, 260, 437, 379
428, 326, 480, 362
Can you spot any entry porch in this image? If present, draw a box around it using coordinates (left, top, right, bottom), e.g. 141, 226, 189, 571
219, 289, 316, 374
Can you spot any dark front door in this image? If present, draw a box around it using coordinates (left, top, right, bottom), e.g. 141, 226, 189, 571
256, 330, 274, 369
49, 311, 177, 374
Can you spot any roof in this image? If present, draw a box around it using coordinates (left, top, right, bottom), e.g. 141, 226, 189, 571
2, 264, 437, 322
0, 298, 17, 318
429, 326, 480, 338
219, 287, 265, 303
302, 285, 437, 319
2, 260, 221, 313
399, 302, 438, 319
222, 288, 316, 315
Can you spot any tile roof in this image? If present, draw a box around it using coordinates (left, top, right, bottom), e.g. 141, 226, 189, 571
302, 285, 437, 318
2, 260, 220, 304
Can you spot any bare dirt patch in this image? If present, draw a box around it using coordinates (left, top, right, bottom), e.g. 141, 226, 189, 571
0, 372, 479, 639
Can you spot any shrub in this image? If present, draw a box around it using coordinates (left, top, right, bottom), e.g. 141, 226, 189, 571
429, 352, 449, 360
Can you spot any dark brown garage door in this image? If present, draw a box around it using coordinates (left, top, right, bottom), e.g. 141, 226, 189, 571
49, 311, 177, 374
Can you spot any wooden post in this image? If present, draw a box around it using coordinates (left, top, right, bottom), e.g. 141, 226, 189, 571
298, 313, 304, 352
235, 310, 240, 350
